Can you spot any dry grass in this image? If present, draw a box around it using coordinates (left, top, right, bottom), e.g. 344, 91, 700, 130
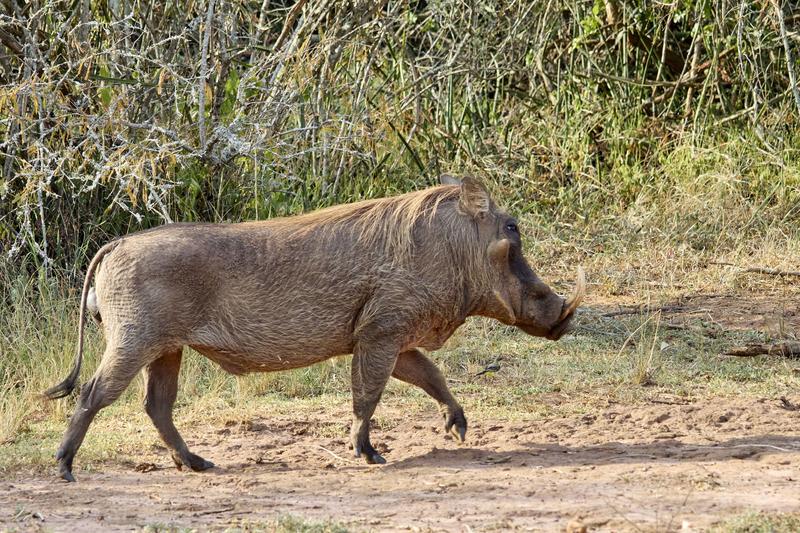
2, 1, 799, 271
714, 512, 800, 533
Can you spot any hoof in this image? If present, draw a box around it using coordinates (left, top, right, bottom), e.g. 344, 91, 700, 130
365, 453, 386, 465
173, 452, 215, 472
57, 455, 75, 482
186, 452, 215, 472
190, 458, 215, 472
445, 407, 468, 443
450, 424, 467, 443
354, 442, 387, 465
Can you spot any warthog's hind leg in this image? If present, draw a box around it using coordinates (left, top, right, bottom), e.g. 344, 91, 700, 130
56, 350, 141, 482
144, 349, 214, 472
392, 349, 467, 442
350, 338, 399, 465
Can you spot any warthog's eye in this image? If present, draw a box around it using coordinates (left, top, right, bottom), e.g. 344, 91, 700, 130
505, 222, 518, 234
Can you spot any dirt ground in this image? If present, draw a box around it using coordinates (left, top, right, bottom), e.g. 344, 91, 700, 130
595, 293, 800, 334
4, 397, 800, 532
3, 295, 800, 532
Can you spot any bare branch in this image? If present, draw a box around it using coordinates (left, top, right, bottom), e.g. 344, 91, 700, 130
198, 0, 216, 153
774, 0, 800, 116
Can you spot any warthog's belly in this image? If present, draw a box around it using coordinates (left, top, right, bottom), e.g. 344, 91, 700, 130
190, 343, 346, 374
187, 322, 353, 375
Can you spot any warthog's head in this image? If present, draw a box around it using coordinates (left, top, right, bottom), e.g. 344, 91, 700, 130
442, 175, 585, 340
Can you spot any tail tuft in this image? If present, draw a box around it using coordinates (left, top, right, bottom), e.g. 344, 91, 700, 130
41, 241, 119, 401
43, 364, 81, 400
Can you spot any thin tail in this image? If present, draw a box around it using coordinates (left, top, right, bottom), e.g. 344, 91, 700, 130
43, 241, 121, 400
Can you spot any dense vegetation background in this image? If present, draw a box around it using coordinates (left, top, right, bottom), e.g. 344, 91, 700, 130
1, 0, 799, 279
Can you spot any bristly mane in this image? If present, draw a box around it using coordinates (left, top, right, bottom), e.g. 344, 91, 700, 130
273, 185, 463, 262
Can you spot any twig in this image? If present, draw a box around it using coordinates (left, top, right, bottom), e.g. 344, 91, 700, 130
649, 398, 690, 405
774, 0, 800, 116
603, 305, 685, 318
198, 0, 215, 152
718, 88, 792, 125
684, 23, 702, 118
724, 443, 800, 453
709, 261, 800, 278
724, 342, 800, 358
578, 70, 703, 89
742, 266, 800, 277
640, 46, 737, 110
194, 505, 235, 516
307, 443, 353, 463
273, 0, 309, 52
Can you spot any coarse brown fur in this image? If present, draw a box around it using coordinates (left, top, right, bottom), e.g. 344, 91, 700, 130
45, 176, 584, 481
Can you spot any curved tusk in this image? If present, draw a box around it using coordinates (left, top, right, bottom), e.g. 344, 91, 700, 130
559, 266, 586, 321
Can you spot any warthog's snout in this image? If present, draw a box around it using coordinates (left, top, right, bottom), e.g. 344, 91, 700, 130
516, 267, 586, 340
546, 266, 586, 340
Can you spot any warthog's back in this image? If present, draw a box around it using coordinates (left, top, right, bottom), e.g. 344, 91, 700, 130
94, 220, 382, 373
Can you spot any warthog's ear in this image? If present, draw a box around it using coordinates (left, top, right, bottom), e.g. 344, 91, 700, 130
439, 174, 462, 186
459, 176, 492, 218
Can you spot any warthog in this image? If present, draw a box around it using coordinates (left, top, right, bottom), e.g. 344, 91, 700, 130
45, 175, 585, 481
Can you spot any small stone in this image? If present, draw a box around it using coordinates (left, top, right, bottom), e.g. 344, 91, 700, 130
566, 518, 587, 533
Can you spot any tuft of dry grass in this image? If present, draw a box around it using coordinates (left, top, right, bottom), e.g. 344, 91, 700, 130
714, 512, 800, 533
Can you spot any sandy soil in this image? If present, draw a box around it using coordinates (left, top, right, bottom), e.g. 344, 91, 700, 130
3, 294, 799, 532
3, 396, 800, 532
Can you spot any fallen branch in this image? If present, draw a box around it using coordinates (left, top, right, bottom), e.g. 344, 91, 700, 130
780, 396, 799, 411
709, 261, 800, 278
603, 305, 685, 318
307, 443, 353, 464
724, 342, 800, 358
743, 266, 800, 277
724, 443, 800, 453
194, 505, 235, 516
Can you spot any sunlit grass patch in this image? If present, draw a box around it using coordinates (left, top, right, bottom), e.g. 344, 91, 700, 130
713, 511, 800, 533
221, 515, 352, 533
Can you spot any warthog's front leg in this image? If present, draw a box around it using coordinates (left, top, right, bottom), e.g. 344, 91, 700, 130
392, 349, 467, 442
350, 337, 400, 465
